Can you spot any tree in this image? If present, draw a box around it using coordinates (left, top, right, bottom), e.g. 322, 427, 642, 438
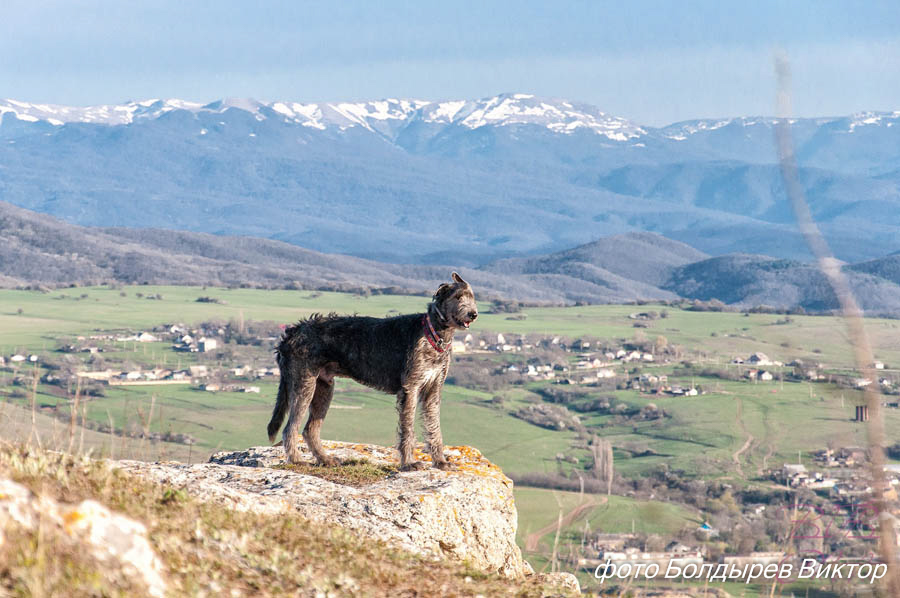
654, 335, 668, 354
591, 435, 614, 495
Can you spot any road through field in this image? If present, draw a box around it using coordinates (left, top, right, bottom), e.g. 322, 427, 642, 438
732, 396, 754, 477
524, 495, 606, 552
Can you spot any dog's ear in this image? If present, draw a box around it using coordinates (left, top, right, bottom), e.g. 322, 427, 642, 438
433, 283, 452, 302
451, 272, 469, 287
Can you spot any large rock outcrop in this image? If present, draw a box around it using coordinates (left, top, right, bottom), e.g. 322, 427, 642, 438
116, 441, 546, 583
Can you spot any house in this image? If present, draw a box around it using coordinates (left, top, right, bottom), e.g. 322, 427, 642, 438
874, 361, 885, 370
198, 338, 217, 352
125, 371, 143, 381
748, 352, 772, 366
77, 370, 115, 381
597, 369, 616, 379
838, 446, 867, 465
782, 463, 808, 486
642, 353, 654, 362
853, 378, 873, 389
189, 365, 209, 378
758, 370, 774, 381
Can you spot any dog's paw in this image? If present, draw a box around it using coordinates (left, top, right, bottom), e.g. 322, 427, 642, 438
400, 461, 430, 472
433, 460, 457, 471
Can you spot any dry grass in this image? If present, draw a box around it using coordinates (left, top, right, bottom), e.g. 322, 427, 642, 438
0, 445, 570, 597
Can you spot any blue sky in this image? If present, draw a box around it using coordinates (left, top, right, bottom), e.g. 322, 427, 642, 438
2, 0, 898, 125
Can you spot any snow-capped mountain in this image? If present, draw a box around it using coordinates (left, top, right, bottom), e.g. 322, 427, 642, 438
1, 93, 898, 264
0, 93, 645, 141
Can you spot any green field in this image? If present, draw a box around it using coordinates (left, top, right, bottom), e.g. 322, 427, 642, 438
514, 487, 698, 548
2, 285, 897, 473
4, 285, 900, 368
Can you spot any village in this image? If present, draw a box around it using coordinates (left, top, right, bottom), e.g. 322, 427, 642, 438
3, 311, 900, 580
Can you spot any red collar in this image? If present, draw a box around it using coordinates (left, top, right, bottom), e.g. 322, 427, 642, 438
422, 314, 445, 353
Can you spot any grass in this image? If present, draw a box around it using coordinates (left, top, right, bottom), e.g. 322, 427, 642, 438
0, 443, 574, 597
4, 376, 581, 475
274, 459, 399, 487
577, 375, 899, 479
4, 286, 900, 369
514, 487, 698, 552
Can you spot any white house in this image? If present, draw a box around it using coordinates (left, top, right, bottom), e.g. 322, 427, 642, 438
748, 352, 772, 366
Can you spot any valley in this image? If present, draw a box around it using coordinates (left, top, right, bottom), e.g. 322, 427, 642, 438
2, 285, 898, 595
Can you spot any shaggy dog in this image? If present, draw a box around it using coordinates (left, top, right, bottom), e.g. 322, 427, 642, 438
267, 273, 478, 471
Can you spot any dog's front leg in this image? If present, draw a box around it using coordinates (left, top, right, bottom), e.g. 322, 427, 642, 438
422, 387, 454, 471
397, 388, 428, 471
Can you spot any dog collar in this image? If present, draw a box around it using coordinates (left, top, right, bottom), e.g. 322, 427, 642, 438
422, 314, 445, 353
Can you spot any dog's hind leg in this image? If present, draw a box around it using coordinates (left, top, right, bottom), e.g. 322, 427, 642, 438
283, 371, 317, 464
303, 377, 338, 467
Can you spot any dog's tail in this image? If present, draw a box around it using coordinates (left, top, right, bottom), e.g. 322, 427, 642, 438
267, 350, 291, 443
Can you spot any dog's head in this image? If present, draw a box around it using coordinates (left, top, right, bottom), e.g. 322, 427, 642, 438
432, 272, 478, 330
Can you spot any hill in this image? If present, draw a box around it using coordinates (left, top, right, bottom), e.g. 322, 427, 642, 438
665, 254, 900, 314
846, 254, 900, 286
5, 201, 900, 312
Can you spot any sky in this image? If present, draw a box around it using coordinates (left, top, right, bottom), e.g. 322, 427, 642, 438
2, 0, 899, 126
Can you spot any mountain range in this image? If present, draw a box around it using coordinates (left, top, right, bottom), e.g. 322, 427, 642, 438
1, 93, 899, 265
4, 200, 900, 315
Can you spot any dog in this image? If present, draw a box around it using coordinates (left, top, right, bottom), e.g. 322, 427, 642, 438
267, 272, 478, 471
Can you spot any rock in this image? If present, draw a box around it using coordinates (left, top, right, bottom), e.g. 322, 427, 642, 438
534, 572, 581, 595
0, 477, 167, 597
116, 441, 531, 579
